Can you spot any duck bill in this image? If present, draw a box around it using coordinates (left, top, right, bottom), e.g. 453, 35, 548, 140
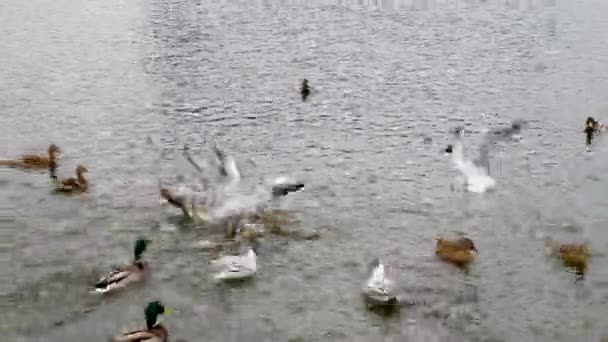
164, 308, 173, 315
472, 248, 479, 255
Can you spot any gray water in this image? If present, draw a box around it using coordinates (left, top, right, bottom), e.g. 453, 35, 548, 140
2, 0, 608, 341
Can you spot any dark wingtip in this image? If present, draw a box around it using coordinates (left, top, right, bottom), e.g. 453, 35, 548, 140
272, 183, 305, 197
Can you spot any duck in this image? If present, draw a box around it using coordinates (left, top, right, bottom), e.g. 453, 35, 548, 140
112, 300, 171, 342
54, 164, 89, 193
160, 188, 189, 217
0, 143, 61, 169
544, 238, 589, 273
362, 258, 399, 307
435, 237, 478, 266
210, 246, 257, 281
92, 238, 150, 294
584, 116, 605, 147
300, 79, 311, 101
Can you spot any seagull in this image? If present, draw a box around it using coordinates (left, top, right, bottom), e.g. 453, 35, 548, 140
210, 246, 257, 281
362, 258, 399, 306
450, 121, 524, 193
181, 145, 305, 223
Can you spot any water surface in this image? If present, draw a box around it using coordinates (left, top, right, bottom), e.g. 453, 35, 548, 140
2, 0, 608, 341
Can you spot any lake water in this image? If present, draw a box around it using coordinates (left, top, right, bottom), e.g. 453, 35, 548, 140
2, 0, 608, 341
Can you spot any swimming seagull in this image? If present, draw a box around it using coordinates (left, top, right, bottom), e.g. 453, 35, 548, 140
210, 246, 257, 281
450, 121, 524, 193
362, 258, 399, 307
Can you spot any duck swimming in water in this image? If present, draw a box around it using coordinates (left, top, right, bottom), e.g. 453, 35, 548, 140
544, 238, 589, 274
53, 164, 89, 193
0, 143, 61, 170
435, 237, 478, 267
300, 79, 311, 101
93, 238, 150, 294
112, 301, 171, 342
584, 116, 604, 147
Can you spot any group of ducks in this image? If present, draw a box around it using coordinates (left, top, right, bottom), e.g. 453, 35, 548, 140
2, 105, 603, 338
0, 143, 90, 193
1, 145, 175, 340
1, 136, 312, 340
363, 116, 602, 307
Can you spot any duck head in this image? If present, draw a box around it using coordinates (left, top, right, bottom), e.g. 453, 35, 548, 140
144, 301, 171, 330
160, 188, 172, 201
76, 165, 88, 174
134, 237, 151, 261
459, 238, 478, 254
48, 144, 61, 157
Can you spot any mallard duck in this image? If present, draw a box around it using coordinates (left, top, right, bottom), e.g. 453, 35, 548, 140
93, 238, 150, 294
435, 237, 478, 266
362, 258, 399, 307
53, 164, 88, 193
210, 246, 257, 281
300, 79, 310, 101
112, 301, 171, 342
0, 143, 61, 169
544, 238, 589, 272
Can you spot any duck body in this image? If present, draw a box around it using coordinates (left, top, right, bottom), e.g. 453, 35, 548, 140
111, 324, 168, 342
92, 238, 150, 294
584, 116, 605, 146
112, 301, 170, 342
0, 144, 60, 170
545, 239, 589, 272
300, 79, 310, 101
435, 237, 478, 266
362, 259, 399, 306
55, 165, 88, 193
93, 261, 148, 294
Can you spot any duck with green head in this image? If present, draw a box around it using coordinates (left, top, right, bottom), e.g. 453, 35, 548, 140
93, 238, 150, 294
112, 301, 171, 342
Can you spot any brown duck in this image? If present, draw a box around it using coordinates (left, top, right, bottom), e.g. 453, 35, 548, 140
0, 144, 61, 169
545, 238, 589, 272
435, 237, 478, 266
54, 164, 89, 193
